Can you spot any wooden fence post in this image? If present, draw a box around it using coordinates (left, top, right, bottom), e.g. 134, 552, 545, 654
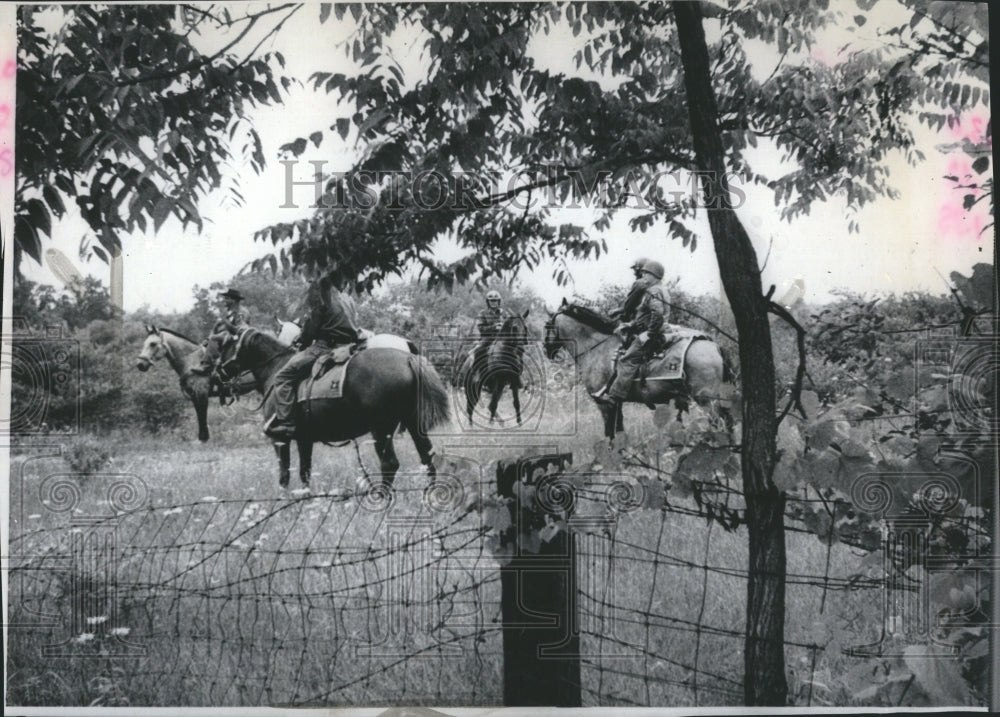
498, 452, 581, 707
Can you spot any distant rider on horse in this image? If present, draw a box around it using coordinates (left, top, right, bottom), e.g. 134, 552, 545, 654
265, 273, 361, 441
473, 289, 513, 375
199, 288, 249, 374
594, 260, 673, 410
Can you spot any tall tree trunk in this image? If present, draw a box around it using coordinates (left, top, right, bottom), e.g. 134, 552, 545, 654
673, 2, 788, 706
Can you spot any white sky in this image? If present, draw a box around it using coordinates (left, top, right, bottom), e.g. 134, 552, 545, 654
18, 0, 994, 313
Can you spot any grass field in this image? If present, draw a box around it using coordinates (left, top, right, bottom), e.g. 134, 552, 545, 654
7, 380, 895, 707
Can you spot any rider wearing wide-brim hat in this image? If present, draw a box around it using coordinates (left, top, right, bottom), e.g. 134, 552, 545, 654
595, 260, 671, 409
199, 287, 251, 374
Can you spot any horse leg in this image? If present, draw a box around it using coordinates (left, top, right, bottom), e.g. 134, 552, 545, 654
193, 394, 209, 442
511, 382, 522, 425
274, 441, 291, 488
487, 379, 503, 425
296, 439, 313, 486
595, 400, 617, 441
466, 378, 479, 422
615, 402, 624, 432
372, 431, 400, 488
404, 417, 438, 483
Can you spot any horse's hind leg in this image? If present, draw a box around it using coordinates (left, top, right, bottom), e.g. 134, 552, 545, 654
274, 441, 291, 488
372, 431, 400, 488
615, 403, 624, 432
404, 417, 437, 482
296, 439, 313, 486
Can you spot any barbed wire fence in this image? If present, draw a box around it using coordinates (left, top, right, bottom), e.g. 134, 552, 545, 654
7, 449, 895, 709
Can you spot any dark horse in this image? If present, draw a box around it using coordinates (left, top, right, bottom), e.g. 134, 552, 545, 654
456, 310, 530, 425
217, 329, 451, 489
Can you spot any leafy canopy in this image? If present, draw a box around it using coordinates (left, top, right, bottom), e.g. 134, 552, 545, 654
15, 4, 298, 265
257, 1, 988, 289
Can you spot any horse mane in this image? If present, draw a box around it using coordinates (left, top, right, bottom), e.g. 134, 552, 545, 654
158, 327, 199, 345
563, 303, 616, 334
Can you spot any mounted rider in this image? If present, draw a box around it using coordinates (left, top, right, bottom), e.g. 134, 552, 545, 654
610, 256, 650, 324
472, 290, 512, 374
595, 260, 674, 409
199, 288, 250, 374
265, 273, 361, 441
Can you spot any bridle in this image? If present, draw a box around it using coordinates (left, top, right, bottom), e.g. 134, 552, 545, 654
545, 305, 619, 360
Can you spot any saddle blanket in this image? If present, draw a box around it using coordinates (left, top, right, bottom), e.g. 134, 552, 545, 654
636, 326, 708, 382
297, 333, 414, 401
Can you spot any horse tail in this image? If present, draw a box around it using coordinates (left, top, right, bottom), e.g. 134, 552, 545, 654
409, 355, 452, 431
718, 344, 735, 384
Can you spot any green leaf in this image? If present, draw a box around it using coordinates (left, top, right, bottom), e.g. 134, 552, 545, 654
319, 3, 331, 23
972, 156, 989, 174
309, 131, 323, 148
335, 118, 351, 140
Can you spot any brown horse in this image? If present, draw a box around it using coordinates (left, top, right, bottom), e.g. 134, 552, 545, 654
543, 300, 734, 439
217, 328, 451, 489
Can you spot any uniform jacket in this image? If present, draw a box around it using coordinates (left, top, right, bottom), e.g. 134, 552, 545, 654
629, 279, 670, 335
299, 284, 360, 347
619, 279, 647, 323
477, 306, 512, 339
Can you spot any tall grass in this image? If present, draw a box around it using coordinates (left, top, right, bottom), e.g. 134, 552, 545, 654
8, 380, 884, 707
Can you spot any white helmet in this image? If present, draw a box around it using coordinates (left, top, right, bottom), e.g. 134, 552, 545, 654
486, 290, 502, 306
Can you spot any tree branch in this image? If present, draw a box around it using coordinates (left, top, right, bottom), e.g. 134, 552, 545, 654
768, 294, 807, 426
115, 3, 298, 87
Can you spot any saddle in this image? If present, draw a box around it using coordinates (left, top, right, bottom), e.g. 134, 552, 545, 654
616, 326, 709, 383
310, 343, 358, 380
297, 333, 415, 402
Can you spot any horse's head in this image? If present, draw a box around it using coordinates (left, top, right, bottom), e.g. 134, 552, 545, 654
136, 325, 166, 371
215, 328, 249, 381
498, 310, 530, 348
217, 328, 289, 380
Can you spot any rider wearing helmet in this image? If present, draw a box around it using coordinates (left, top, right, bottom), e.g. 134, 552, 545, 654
611, 257, 651, 322
595, 260, 672, 408
473, 290, 512, 374
199, 288, 250, 374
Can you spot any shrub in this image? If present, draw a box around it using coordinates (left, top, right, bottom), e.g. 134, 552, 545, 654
65, 436, 111, 475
